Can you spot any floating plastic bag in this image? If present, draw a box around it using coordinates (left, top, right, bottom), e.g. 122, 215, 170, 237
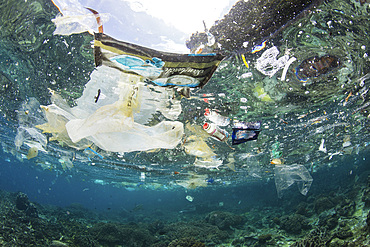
274, 164, 313, 198
37, 68, 184, 153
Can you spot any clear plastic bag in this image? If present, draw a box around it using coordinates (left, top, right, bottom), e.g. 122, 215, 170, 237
37, 67, 184, 153
274, 164, 313, 198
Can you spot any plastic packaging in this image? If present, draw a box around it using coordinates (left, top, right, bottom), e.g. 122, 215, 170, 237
274, 164, 313, 198
203, 122, 229, 142
204, 108, 230, 126
231, 121, 261, 145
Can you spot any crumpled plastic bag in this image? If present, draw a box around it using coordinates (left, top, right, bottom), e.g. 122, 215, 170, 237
37, 66, 184, 153
274, 164, 313, 198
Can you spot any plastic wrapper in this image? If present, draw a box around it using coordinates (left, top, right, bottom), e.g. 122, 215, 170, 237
94, 33, 225, 89
274, 164, 313, 198
232, 121, 261, 145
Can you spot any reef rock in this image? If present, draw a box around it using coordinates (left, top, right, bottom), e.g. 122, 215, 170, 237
205, 211, 245, 230
278, 214, 310, 234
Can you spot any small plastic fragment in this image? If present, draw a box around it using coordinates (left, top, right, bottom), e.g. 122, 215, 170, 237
186, 195, 194, 202
271, 141, 282, 158
27, 147, 38, 160
319, 139, 327, 153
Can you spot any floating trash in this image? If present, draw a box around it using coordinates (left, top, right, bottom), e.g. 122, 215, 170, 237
274, 164, 313, 198
186, 195, 194, 202
255, 46, 289, 77
231, 121, 261, 145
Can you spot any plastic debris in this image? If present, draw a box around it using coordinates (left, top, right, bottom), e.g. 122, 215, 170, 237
203, 122, 229, 142
281, 57, 297, 81
274, 164, 313, 198
251, 40, 267, 54
59, 156, 73, 170
231, 121, 261, 145
15, 98, 48, 151
271, 141, 282, 158
95, 33, 224, 89
255, 46, 289, 77
271, 158, 283, 165
184, 135, 216, 158
193, 157, 223, 169
186, 195, 194, 202
27, 147, 38, 160
37, 68, 184, 153
37, 19, 227, 154
319, 139, 327, 153
176, 173, 208, 189
226, 153, 236, 171
253, 85, 273, 102
241, 54, 249, 68
204, 108, 230, 126
343, 135, 351, 147
51, 0, 110, 35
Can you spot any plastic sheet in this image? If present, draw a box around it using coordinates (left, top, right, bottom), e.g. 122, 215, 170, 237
15, 98, 47, 151
274, 164, 313, 198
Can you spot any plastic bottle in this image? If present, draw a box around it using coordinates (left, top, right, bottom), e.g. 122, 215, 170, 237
204, 108, 230, 126
203, 122, 229, 142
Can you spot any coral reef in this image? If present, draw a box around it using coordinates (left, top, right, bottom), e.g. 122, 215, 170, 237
290, 228, 332, 247
167, 237, 205, 247
278, 214, 311, 234
205, 211, 245, 230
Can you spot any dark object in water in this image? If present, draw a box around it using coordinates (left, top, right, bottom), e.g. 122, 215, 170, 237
94, 89, 101, 103
295, 55, 340, 82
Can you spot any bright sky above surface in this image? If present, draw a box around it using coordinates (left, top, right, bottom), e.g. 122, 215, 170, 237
123, 0, 237, 34
53, 0, 237, 52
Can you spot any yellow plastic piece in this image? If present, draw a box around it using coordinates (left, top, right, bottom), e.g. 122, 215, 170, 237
253, 85, 273, 102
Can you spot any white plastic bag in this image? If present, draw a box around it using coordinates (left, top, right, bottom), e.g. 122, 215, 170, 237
37, 66, 184, 153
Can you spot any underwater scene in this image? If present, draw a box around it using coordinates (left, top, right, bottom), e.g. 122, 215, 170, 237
0, 0, 370, 246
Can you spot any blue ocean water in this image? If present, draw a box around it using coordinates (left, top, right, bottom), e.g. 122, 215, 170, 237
1, 0, 370, 246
